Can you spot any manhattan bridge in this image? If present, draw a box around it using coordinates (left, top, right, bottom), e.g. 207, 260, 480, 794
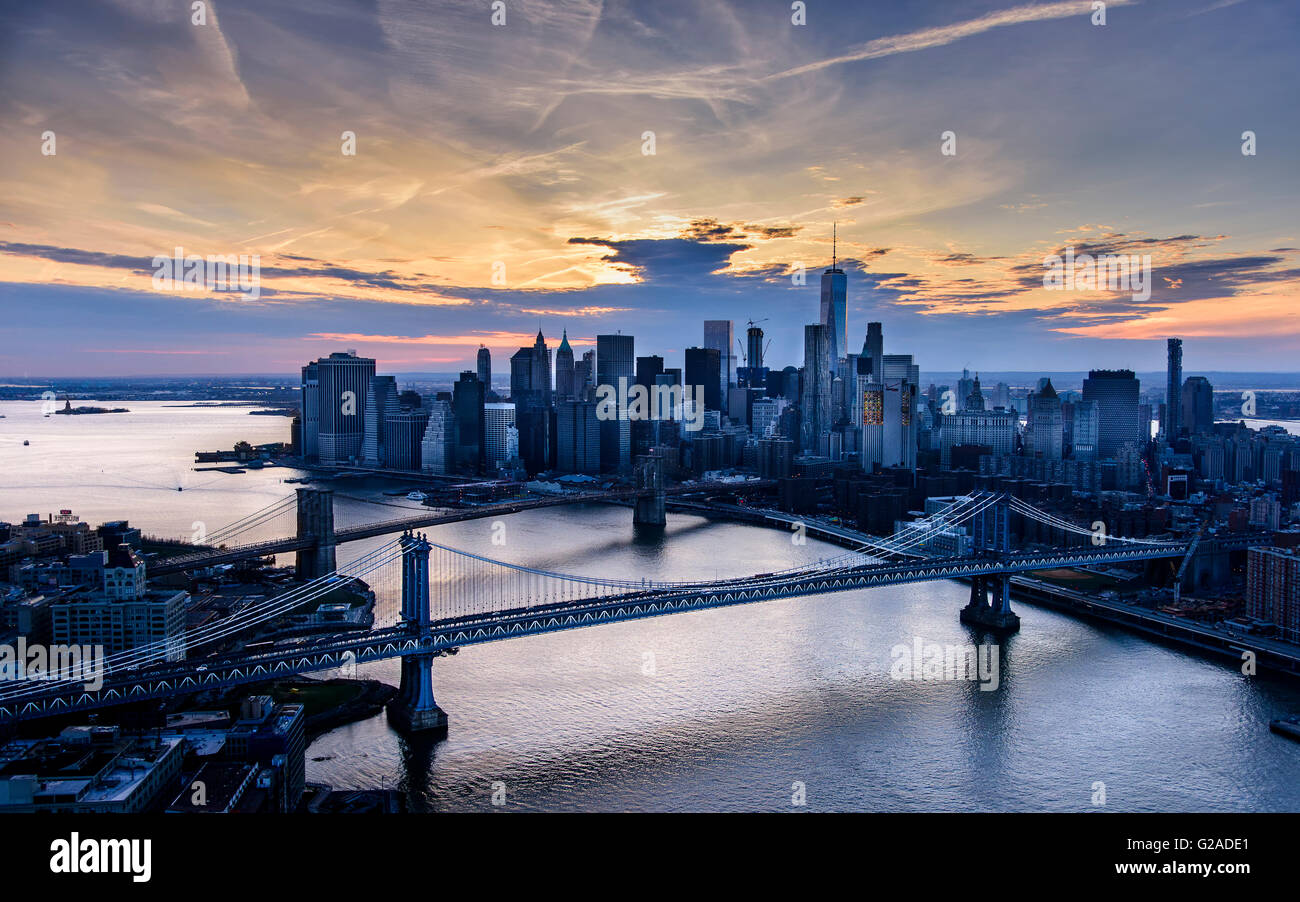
0, 475, 1209, 734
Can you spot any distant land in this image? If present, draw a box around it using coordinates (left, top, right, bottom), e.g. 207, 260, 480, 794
4, 371, 1300, 401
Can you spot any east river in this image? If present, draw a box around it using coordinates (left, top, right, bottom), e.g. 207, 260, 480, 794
3, 399, 1299, 811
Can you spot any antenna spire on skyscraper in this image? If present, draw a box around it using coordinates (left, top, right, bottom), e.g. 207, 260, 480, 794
833, 222, 837, 270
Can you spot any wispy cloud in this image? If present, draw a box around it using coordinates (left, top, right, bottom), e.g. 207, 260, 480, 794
766, 1, 1136, 80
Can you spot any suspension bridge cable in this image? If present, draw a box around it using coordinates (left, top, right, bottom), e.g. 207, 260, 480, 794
203, 496, 297, 543
1007, 497, 1175, 546
0, 540, 406, 694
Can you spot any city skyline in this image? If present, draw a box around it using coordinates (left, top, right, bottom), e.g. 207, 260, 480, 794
1, 0, 1298, 375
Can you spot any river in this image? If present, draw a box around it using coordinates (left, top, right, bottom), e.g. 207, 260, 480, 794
3, 399, 1299, 811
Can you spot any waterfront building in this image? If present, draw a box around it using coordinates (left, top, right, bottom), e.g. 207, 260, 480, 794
383, 408, 429, 471
299, 362, 320, 461
484, 402, 517, 471
361, 375, 399, 466
223, 696, 307, 813
312, 351, 376, 465
420, 400, 457, 475
52, 583, 187, 660
0, 728, 184, 813
1247, 546, 1300, 642
453, 371, 486, 474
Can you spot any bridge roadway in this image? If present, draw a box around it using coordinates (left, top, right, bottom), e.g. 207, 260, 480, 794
1, 541, 1187, 723
670, 499, 1270, 556
149, 479, 776, 576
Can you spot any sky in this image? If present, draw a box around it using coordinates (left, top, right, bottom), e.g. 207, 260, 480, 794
1, 0, 1298, 378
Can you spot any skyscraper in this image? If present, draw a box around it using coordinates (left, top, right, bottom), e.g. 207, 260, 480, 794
881, 354, 920, 470
636, 355, 664, 389
1026, 379, 1063, 459
800, 323, 831, 452
556, 399, 600, 474
1166, 337, 1183, 440
1182, 375, 1214, 435
1247, 547, 1300, 642
453, 371, 485, 474
966, 373, 987, 412
361, 375, 399, 466
820, 227, 847, 363
531, 329, 552, 403
939, 407, 1016, 468
554, 330, 575, 400
384, 408, 429, 471
299, 362, 319, 461
510, 347, 535, 399
1072, 400, 1100, 459
596, 334, 634, 471
420, 400, 456, 475
1082, 369, 1142, 458
314, 351, 376, 465
863, 322, 883, 380
703, 320, 734, 402
746, 324, 765, 370
575, 349, 596, 400
477, 345, 492, 393
483, 402, 517, 471
957, 369, 975, 412
684, 346, 722, 412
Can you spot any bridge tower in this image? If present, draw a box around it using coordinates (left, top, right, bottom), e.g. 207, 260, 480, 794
960, 494, 1021, 633
971, 493, 1011, 557
386, 532, 448, 737
633, 452, 666, 529
294, 487, 336, 580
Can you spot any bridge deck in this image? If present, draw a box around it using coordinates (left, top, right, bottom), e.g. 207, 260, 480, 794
150, 480, 775, 575
1, 542, 1186, 724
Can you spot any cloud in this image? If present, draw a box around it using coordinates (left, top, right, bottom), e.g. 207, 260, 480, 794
766, 0, 1136, 80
